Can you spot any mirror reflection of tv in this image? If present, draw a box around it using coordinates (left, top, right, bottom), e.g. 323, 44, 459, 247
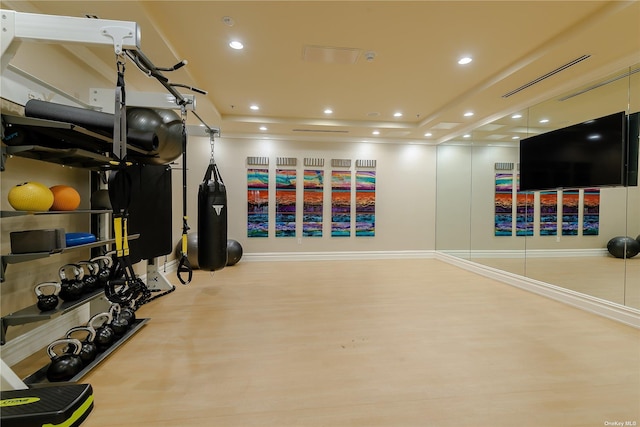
519, 111, 639, 191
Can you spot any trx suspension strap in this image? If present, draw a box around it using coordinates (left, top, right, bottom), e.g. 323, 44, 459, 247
106, 55, 150, 307
177, 105, 193, 285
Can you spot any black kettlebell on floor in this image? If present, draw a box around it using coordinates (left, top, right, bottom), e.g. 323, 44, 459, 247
89, 312, 115, 351
34, 282, 61, 312
46, 338, 84, 382
77, 260, 100, 293
90, 255, 113, 285
108, 303, 130, 337
58, 264, 85, 301
66, 326, 98, 366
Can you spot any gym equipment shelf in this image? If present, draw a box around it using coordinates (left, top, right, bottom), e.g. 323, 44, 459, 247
0, 209, 112, 218
0, 234, 140, 283
0, 287, 106, 345
22, 318, 149, 385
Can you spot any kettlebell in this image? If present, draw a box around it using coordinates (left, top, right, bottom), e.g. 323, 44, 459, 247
66, 326, 98, 366
46, 338, 84, 382
120, 300, 137, 326
77, 260, 100, 293
34, 282, 61, 312
109, 303, 130, 337
89, 312, 115, 351
58, 264, 85, 301
90, 255, 113, 285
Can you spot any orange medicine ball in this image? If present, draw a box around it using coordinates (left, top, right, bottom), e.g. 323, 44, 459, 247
49, 185, 81, 211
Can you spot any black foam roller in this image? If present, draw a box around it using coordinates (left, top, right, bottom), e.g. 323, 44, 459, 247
198, 167, 228, 271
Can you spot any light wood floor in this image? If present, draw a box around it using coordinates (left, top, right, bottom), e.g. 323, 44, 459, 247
11, 259, 640, 426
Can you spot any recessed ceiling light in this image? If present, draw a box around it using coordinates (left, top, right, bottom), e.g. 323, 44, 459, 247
372, 130, 380, 135
324, 108, 333, 114
464, 111, 474, 117
259, 126, 267, 131
458, 56, 473, 65
229, 40, 244, 50
512, 136, 519, 140
250, 105, 259, 111
539, 119, 549, 123
393, 112, 403, 117
463, 134, 471, 138
511, 114, 522, 119
424, 133, 432, 137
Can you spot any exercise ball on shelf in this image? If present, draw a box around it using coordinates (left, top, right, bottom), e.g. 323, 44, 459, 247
49, 185, 81, 211
227, 239, 243, 266
91, 189, 111, 210
7, 181, 54, 211
606, 236, 640, 259
175, 232, 199, 269
127, 107, 183, 165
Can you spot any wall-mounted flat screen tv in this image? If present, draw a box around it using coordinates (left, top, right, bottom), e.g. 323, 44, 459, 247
519, 111, 638, 191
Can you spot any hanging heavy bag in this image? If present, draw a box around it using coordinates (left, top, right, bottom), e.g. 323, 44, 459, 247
197, 162, 228, 271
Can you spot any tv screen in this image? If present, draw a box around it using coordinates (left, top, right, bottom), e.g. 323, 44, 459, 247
519, 111, 629, 191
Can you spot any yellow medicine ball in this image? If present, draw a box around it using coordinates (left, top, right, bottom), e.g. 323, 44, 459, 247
7, 182, 54, 211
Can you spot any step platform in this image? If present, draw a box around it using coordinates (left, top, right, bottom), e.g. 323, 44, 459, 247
0, 382, 93, 427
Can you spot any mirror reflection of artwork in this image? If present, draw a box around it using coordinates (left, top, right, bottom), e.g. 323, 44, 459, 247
539, 191, 558, 236
495, 173, 513, 236
582, 188, 600, 236
562, 190, 580, 236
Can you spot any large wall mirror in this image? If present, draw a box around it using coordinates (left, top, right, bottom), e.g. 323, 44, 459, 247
436, 63, 639, 309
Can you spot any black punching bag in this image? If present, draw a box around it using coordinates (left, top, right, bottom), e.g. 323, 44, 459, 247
198, 163, 228, 271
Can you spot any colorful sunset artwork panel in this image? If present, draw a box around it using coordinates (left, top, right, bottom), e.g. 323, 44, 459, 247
275, 169, 296, 237
582, 188, 600, 236
247, 168, 269, 238
303, 170, 324, 237
355, 171, 375, 236
562, 190, 579, 236
539, 191, 558, 236
494, 173, 513, 236
516, 192, 534, 236
331, 170, 351, 237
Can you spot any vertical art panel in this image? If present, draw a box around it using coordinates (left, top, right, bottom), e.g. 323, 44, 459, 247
275, 169, 296, 237
331, 170, 351, 237
539, 191, 558, 236
247, 168, 269, 237
495, 173, 513, 236
562, 190, 580, 236
355, 171, 376, 236
516, 192, 534, 236
582, 188, 600, 235
303, 170, 323, 237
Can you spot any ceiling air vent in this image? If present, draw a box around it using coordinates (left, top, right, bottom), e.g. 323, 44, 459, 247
502, 54, 591, 98
559, 67, 640, 101
292, 129, 349, 133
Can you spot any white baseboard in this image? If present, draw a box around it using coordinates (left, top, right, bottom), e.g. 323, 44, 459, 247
440, 248, 609, 259
435, 252, 640, 329
243, 250, 435, 262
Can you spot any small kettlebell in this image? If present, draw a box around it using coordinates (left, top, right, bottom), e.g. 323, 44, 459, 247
89, 312, 115, 351
58, 264, 85, 301
108, 303, 130, 337
120, 300, 137, 326
77, 260, 100, 293
46, 338, 84, 382
90, 255, 113, 285
34, 282, 61, 312
66, 326, 98, 366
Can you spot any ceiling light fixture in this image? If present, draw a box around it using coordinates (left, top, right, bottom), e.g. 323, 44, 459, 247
512, 136, 519, 140
539, 119, 549, 123
324, 108, 333, 114
259, 126, 267, 131
464, 111, 474, 117
393, 112, 403, 118
250, 105, 260, 111
372, 130, 380, 135
458, 56, 472, 65
424, 133, 432, 137
463, 134, 471, 138
511, 114, 522, 119
229, 40, 244, 50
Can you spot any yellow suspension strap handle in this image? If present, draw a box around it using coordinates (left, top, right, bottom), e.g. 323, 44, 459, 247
177, 105, 192, 285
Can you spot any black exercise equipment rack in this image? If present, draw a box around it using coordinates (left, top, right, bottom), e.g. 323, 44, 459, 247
22, 318, 149, 385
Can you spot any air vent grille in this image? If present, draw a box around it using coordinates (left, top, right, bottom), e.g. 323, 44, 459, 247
502, 55, 591, 98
